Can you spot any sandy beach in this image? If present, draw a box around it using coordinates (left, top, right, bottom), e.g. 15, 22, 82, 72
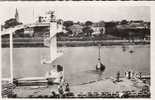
11, 77, 148, 98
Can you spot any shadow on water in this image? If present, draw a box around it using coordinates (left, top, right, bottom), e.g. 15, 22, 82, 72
85, 69, 104, 74
66, 69, 105, 86
65, 65, 106, 86
74, 70, 105, 86
84, 69, 104, 80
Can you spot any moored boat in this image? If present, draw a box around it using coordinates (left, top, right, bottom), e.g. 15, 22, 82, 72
96, 44, 105, 71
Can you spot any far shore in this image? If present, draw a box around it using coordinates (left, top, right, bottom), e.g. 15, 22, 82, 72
2, 39, 150, 48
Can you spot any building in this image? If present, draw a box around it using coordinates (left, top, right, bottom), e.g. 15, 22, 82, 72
116, 21, 150, 39
13, 23, 50, 38
24, 27, 34, 37
15, 8, 19, 22
68, 24, 83, 36
92, 23, 106, 36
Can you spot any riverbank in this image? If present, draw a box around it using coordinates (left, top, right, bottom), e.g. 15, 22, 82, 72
2, 38, 150, 48
2, 77, 150, 98
57, 40, 150, 47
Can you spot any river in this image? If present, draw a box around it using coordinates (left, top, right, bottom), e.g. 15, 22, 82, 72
2, 45, 150, 85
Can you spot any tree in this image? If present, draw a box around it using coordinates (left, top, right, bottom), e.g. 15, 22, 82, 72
85, 21, 93, 26
82, 27, 94, 36
105, 22, 118, 36
63, 21, 74, 28
98, 20, 105, 26
3, 18, 22, 29
57, 19, 63, 24
100, 28, 105, 36
82, 21, 94, 36
121, 20, 128, 25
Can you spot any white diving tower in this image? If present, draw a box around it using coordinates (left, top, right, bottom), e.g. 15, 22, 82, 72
1, 11, 63, 83
41, 21, 63, 64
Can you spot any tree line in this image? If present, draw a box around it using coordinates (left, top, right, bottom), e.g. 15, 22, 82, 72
2, 18, 150, 40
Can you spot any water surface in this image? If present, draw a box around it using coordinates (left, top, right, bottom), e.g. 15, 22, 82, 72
2, 45, 150, 85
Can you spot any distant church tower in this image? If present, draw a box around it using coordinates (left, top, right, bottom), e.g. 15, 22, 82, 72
15, 8, 19, 22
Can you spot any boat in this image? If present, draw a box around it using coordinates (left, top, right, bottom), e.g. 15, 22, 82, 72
129, 45, 134, 53
96, 44, 105, 71
122, 45, 126, 52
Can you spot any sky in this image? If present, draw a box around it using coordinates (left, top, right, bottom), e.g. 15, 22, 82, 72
0, 2, 150, 24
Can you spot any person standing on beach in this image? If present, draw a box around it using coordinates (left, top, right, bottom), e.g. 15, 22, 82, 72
65, 83, 70, 93
58, 85, 64, 98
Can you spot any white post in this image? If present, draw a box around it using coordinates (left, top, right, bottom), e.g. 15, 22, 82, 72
10, 32, 13, 83
50, 22, 57, 62
0, 25, 2, 98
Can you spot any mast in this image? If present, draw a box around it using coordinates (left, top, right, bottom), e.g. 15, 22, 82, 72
98, 44, 101, 62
